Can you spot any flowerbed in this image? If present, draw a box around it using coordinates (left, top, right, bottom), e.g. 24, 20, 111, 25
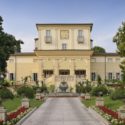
98, 106, 118, 119
0, 106, 31, 125
94, 106, 125, 125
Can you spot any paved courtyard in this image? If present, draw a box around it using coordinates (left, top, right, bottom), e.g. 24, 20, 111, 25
22, 97, 106, 125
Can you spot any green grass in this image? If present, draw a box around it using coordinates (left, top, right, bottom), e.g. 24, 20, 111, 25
82, 96, 124, 110
30, 98, 42, 108
3, 98, 21, 112
82, 97, 96, 107
2, 97, 42, 112
104, 96, 124, 110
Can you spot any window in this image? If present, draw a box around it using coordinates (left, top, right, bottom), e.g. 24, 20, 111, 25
78, 30, 84, 43
107, 58, 113, 62
59, 70, 70, 75
91, 72, 96, 81
91, 58, 96, 62
62, 43, 67, 50
78, 30, 83, 37
43, 70, 53, 78
116, 73, 120, 80
75, 70, 86, 76
10, 73, 14, 80
33, 73, 38, 81
45, 30, 52, 43
46, 30, 51, 36
108, 72, 112, 80
116, 58, 120, 62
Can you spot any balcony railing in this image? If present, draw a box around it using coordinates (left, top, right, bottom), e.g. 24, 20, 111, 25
76, 75, 86, 81
55, 75, 86, 82
55, 75, 74, 82
45, 36, 52, 43
77, 36, 84, 43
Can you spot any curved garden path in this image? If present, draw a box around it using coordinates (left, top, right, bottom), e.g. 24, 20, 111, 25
21, 97, 106, 125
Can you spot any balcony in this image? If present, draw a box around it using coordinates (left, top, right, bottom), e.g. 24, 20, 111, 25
45, 36, 52, 43
76, 75, 86, 82
77, 36, 84, 43
55, 75, 86, 82
55, 75, 74, 82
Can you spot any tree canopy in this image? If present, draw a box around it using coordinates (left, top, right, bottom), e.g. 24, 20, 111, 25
92, 46, 106, 53
113, 22, 125, 57
0, 16, 23, 75
113, 22, 125, 84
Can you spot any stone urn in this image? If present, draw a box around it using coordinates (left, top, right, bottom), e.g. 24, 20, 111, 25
59, 82, 68, 93
118, 106, 125, 119
96, 97, 104, 106
21, 97, 30, 108
85, 93, 91, 100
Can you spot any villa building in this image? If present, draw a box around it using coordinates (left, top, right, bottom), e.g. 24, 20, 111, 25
6, 23, 121, 91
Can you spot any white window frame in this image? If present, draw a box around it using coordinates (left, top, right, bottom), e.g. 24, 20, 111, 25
62, 43, 67, 50
46, 30, 51, 36
78, 30, 83, 37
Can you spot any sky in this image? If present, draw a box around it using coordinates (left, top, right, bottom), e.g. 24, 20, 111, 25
0, 0, 125, 52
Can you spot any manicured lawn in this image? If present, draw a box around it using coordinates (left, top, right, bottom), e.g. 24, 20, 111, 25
30, 98, 42, 108
3, 98, 21, 112
82, 97, 96, 107
104, 96, 124, 110
82, 96, 124, 110
2, 97, 42, 112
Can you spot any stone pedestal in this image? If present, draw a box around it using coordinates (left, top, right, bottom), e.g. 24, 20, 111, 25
85, 93, 91, 100
80, 93, 85, 99
35, 93, 41, 100
0, 106, 6, 121
96, 97, 104, 106
22, 98, 29, 108
118, 106, 125, 119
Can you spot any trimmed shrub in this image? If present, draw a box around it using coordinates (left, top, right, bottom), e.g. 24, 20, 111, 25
41, 83, 48, 93
48, 85, 55, 93
17, 86, 34, 98
0, 88, 14, 99
85, 84, 92, 93
110, 89, 125, 100
91, 85, 108, 96
76, 83, 86, 94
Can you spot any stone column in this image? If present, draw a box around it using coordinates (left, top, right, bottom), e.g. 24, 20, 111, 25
85, 93, 91, 100
118, 106, 125, 119
0, 107, 6, 121
22, 97, 30, 108
70, 59, 76, 92
96, 97, 104, 106
35, 88, 41, 100
38, 59, 43, 81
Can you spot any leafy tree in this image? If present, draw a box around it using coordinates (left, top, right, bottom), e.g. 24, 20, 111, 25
0, 16, 23, 76
120, 60, 125, 84
113, 22, 125, 85
97, 75, 102, 85
92, 46, 106, 53
113, 22, 125, 56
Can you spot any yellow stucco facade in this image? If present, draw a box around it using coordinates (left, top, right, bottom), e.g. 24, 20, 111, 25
6, 23, 121, 91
